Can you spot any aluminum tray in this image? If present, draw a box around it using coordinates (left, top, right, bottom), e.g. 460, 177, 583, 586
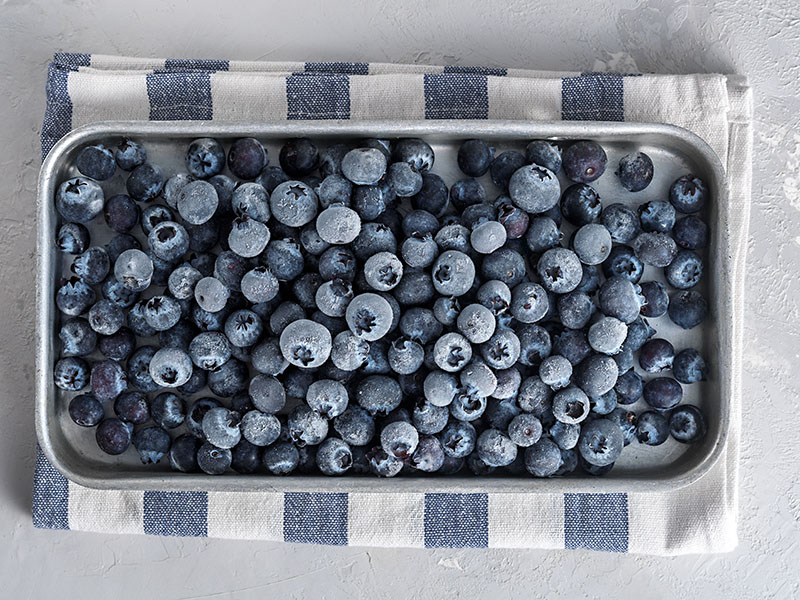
36, 120, 731, 494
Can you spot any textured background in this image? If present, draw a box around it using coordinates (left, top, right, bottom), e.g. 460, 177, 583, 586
1, 1, 798, 597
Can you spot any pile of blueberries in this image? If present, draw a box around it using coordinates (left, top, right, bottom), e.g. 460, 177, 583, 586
52, 132, 709, 478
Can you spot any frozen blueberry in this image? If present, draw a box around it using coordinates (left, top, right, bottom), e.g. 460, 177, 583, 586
670, 174, 707, 213
574, 354, 618, 397
131, 425, 172, 464
387, 336, 425, 375
495, 198, 530, 239
316, 205, 361, 245
526, 140, 562, 173
59, 318, 97, 357
87, 299, 124, 336
114, 139, 147, 171
366, 447, 404, 477
475, 429, 517, 467
384, 162, 421, 199
280, 138, 320, 176
224, 309, 263, 347
286, 404, 328, 447
639, 338, 675, 373
54, 356, 89, 391
563, 141, 606, 183
399, 233, 436, 269
76, 144, 116, 180
103, 194, 139, 233
506, 413, 542, 448
140, 204, 175, 236
638, 280, 669, 318
332, 406, 374, 447
454, 303, 495, 345
432, 296, 460, 327
438, 421, 476, 459
608, 406, 637, 447
481, 328, 521, 370
420, 370, 457, 408
352, 181, 395, 221
317, 174, 353, 209
643, 377, 682, 411
539, 354, 573, 390
102, 273, 139, 308
194, 277, 230, 313
633, 232, 678, 268
270, 180, 318, 227
674, 215, 708, 250
622, 317, 656, 352
313, 438, 352, 476
168, 434, 200, 472
279, 319, 332, 368
148, 221, 189, 262
490, 151, 526, 190
460, 361, 497, 398
614, 368, 643, 405
433, 332, 472, 372
262, 441, 299, 475
524, 437, 561, 477
553, 328, 591, 367
560, 183, 601, 226
186, 138, 226, 178
163, 173, 194, 209
509, 164, 560, 213
380, 421, 419, 459
126, 163, 165, 201
509, 282, 548, 324
572, 223, 612, 266
317, 246, 356, 282
269, 301, 306, 336
200, 407, 241, 449
68, 393, 104, 427
72, 247, 110, 285
668, 290, 708, 329
449, 178, 486, 212
636, 411, 670, 446
537, 248, 583, 294
665, 249, 703, 290
91, 359, 127, 401
639, 200, 676, 234
557, 291, 594, 330
141, 295, 180, 332
346, 293, 393, 341
598, 277, 644, 324
56, 222, 90, 255
245, 374, 284, 414
470, 220, 507, 254
341, 147, 387, 185
587, 317, 627, 355
391, 138, 434, 172
600, 203, 639, 244
489, 367, 520, 400
431, 250, 475, 297
95, 419, 133, 455
669, 405, 706, 443
673, 348, 708, 384
196, 443, 232, 475
329, 331, 370, 372
552, 386, 590, 424
457, 139, 493, 177
227, 137, 267, 180
319, 143, 349, 178
206, 357, 248, 397
251, 338, 288, 376
149, 347, 192, 388
56, 177, 104, 223
175, 180, 218, 226
356, 375, 402, 416
616, 152, 653, 191
577, 417, 623, 466
238, 410, 280, 447
149, 391, 185, 429
304, 379, 348, 419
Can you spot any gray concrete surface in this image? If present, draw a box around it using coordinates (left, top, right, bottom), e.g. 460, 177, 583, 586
1, 1, 798, 598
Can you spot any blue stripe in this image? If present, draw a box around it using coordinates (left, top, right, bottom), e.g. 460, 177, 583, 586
52, 52, 90, 71
424, 73, 489, 119
286, 73, 351, 120
443, 65, 507, 76
561, 72, 625, 121
424, 493, 488, 548
283, 492, 348, 545
146, 72, 213, 120
564, 493, 629, 552
32, 445, 69, 530
143, 491, 208, 537
164, 59, 230, 72
41, 62, 74, 160
305, 62, 368, 75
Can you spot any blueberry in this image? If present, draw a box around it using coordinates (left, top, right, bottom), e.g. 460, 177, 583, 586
317, 174, 353, 208
149, 347, 192, 388
432, 296, 461, 327
598, 276, 644, 324
639, 338, 674, 373
91, 359, 127, 401
616, 152, 653, 192
199, 406, 241, 449
231, 183, 271, 224
635, 411, 670, 445
316, 143, 348, 178
75, 144, 116, 180
340, 147, 387, 186
379, 421, 418, 459
140, 204, 175, 235
56, 177, 104, 223
105, 234, 141, 265
638, 281, 668, 318
553, 329, 592, 366
356, 375, 402, 416
492, 366, 522, 400
327, 331, 368, 372
279, 319, 332, 368
550, 421, 581, 450
72, 246, 110, 285
552, 385, 590, 424
115, 139, 147, 171
56, 222, 90, 255
186, 138, 225, 178
385, 336, 423, 375
480, 328, 521, 370
539, 355, 573, 390
609, 406, 637, 446
54, 356, 89, 391
665, 249, 704, 290
245, 373, 285, 414
212, 251, 248, 292
223, 309, 263, 348
406, 172, 447, 215
366, 446, 403, 477
187, 331, 230, 371
557, 291, 595, 330
148, 221, 189, 262
669, 405, 706, 443
126, 163, 165, 201
526, 140, 562, 173
574, 354, 618, 397
103, 194, 139, 233
95, 418, 133, 455
193, 277, 229, 313
351, 224, 396, 263
391, 138, 434, 172
287, 404, 328, 447
87, 299, 124, 336
385, 161, 423, 198
148, 391, 185, 429
622, 317, 655, 352
456, 139, 492, 177
316, 246, 355, 282
563, 141, 606, 183
399, 233, 436, 269
143, 295, 181, 331
560, 183, 601, 226
269, 180, 319, 228
673, 215, 708, 250
261, 441, 299, 475
197, 443, 232, 475
173, 180, 218, 226
126, 346, 159, 392
524, 217, 562, 253
345, 293, 393, 341
315, 438, 353, 476
509, 164, 560, 214
68, 393, 104, 427
639, 200, 676, 234
614, 368, 643, 405
268, 301, 306, 336
237, 410, 279, 447
524, 437, 562, 477
279, 138, 319, 176
162, 173, 194, 209
669, 174, 707, 213
494, 199, 529, 240
207, 357, 248, 397
131, 426, 171, 464
591, 389, 618, 416
59, 318, 97, 357
452, 304, 494, 345
460, 361, 498, 398
313, 205, 361, 246
352, 181, 395, 220
508, 282, 547, 324
430, 250, 474, 298
449, 178, 487, 212
537, 248, 583, 294
470, 220, 507, 254
475, 429, 517, 467
182, 397, 220, 439
507, 413, 542, 447
227, 137, 267, 180
304, 379, 348, 419
430, 332, 470, 373
601, 203, 640, 244
489, 151, 526, 190
167, 434, 199, 472
643, 377, 682, 411
668, 290, 708, 329
673, 348, 708, 384
587, 316, 627, 355
633, 232, 678, 267
577, 418, 623, 466
332, 406, 375, 446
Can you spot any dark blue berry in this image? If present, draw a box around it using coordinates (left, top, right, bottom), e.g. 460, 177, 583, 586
76, 144, 116, 180
115, 139, 147, 171
616, 152, 653, 191
104, 194, 139, 233
126, 163, 165, 201
525, 140, 562, 173
56, 222, 90, 254
228, 137, 267, 180
673, 215, 708, 249
95, 418, 133, 455
643, 377, 682, 411
669, 174, 706, 213
489, 151, 526, 190
636, 411, 670, 445
98, 327, 136, 361
458, 139, 493, 177
669, 405, 706, 443
563, 141, 606, 183
279, 138, 319, 176
186, 138, 225, 178
668, 290, 708, 329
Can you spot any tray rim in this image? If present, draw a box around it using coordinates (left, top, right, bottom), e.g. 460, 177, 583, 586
36, 119, 732, 494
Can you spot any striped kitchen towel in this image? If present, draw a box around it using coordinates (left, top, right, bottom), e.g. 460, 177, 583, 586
34, 54, 751, 554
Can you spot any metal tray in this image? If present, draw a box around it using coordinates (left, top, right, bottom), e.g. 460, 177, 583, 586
36, 120, 731, 494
